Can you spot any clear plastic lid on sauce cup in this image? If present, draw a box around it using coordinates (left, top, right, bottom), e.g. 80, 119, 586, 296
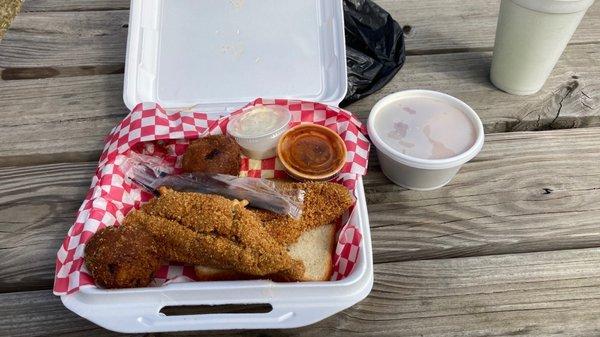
227, 105, 292, 159
367, 90, 485, 190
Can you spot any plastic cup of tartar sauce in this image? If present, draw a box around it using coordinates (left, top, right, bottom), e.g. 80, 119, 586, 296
367, 90, 485, 190
227, 105, 292, 159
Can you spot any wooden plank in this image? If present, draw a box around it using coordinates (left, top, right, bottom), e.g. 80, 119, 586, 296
2, 128, 600, 291
5, 248, 600, 336
346, 43, 600, 133
1, 44, 598, 166
365, 127, 600, 263
378, 0, 600, 54
0, 74, 126, 166
0, 10, 128, 68
0, 162, 96, 292
0, 290, 131, 337
2, 1, 599, 69
22, 0, 129, 12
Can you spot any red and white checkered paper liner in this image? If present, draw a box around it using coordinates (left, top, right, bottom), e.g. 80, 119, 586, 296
54, 98, 370, 295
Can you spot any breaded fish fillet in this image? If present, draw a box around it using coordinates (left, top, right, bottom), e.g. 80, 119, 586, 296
192, 181, 353, 282
251, 182, 353, 246
124, 187, 304, 280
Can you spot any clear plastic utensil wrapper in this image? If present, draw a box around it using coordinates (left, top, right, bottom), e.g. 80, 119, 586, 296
490, 0, 595, 95
124, 152, 305, 219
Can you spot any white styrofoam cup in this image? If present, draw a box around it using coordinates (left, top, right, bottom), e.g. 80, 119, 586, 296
490, 0, 595, 95
367, 90, 485, 191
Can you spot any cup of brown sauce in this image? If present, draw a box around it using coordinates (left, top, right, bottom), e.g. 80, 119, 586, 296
277, 124, 347, 181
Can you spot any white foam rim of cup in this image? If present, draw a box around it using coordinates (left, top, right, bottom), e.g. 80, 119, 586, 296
510, 0, 595, 14
367, 90, 485, 170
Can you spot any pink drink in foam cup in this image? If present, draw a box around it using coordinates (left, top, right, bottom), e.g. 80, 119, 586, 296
368, 90, 484, 190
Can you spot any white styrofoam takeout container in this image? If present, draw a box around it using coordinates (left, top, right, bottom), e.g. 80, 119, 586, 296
61, 0, 373, 333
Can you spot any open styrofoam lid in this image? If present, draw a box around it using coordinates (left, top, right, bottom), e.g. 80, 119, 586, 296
124, 0, 347, 113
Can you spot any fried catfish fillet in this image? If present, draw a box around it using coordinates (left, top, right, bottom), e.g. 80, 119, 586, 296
247, 182, 354, 246
123, 187, 304, 280
192, 181, 353, 281
251, 182, 354, 246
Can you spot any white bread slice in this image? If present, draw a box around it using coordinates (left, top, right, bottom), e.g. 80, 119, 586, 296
287, 223, 335, 281
194, 224, 335, 282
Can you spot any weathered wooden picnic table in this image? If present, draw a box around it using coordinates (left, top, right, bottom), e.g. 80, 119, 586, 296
1, 0, 600, 336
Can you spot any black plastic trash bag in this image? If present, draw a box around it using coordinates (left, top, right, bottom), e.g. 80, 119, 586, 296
341, 0, 406, 107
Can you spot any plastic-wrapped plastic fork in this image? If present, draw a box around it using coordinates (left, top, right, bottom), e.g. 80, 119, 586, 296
124, 152, 305, 219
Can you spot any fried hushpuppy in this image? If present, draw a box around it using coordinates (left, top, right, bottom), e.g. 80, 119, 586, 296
84, 225, 161, 289
182, 135, 241, 176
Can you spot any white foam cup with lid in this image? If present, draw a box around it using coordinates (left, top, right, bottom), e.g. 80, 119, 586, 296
490, 0, 595, 95
368, 90, 484, 190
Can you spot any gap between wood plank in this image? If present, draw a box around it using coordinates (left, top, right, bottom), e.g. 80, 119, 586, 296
20, 0, 130, 12
407, 41, 600, 55
3, 41, 600, 81
2, 128, 600, 293
5, 247, 600, 336
0, 43, 598, 167
10, 243, 600, 295
2, 0, 599, 80
22, 7, 130, 13
1, 64, 124, 80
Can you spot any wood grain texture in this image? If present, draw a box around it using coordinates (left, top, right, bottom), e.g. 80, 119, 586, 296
377, 0, 600, 54
3, 0, 599, 69
0, 10, 128, 68
346, 43, 600, 133
5, 248, 600, 336
0, 162, 96, 292
1, 290, 129, 337
366, 127, 600, 263
2, 1, 599, 336
2, 128, 600, 292
1, 44, 598, 166
22, 0, 129, 12
0, 74, 127, 166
